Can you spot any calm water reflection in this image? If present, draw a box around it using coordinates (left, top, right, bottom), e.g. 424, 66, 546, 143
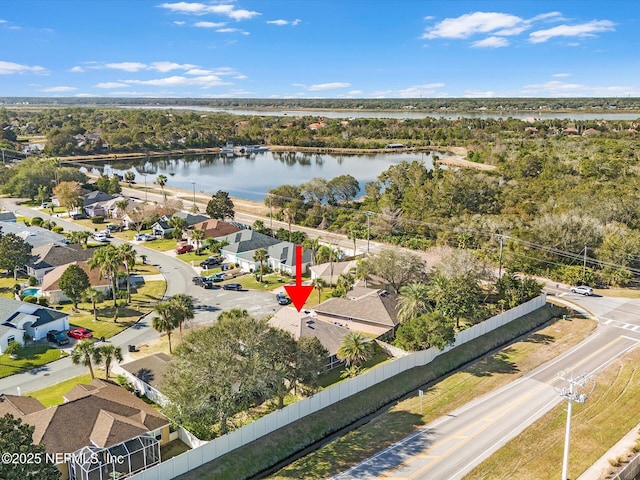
89, 150, 450, 201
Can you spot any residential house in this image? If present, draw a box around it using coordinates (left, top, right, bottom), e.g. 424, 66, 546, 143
268, 308, 350, 370
115, 353, 172, 406
82, 190, 117, 207
187, 218, 242, 242
310, 260, 357, 286
0, 378, 170, 480
0, 221, 67, 249
561, 127, 580, 136
217, 229, 281, 266
0, 297, 70, 348
27, 243, 94, 282
151, 212, 209, 238
0, 211, 17, 222
84, 203, 107, 218
41, 261, 111, 305
235, 241, 311, 276
313, 287, 399, 337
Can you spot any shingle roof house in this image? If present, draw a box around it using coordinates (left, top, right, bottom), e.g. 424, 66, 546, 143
188, 218, 242, 240
0, 296, 70, 345
41, 261, 111, 305
0, 211, 17, 222
151, 212, 210, 237
27, 243, 94, 280
82, 190, 116, 207
116, 353, 172, 406
0, 221, 67, 248
0, 379, 170, 478
219, 230, 281, 256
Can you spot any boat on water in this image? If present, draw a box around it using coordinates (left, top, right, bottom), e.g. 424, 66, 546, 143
220, 141, 235, 154
235, 144, 270, 154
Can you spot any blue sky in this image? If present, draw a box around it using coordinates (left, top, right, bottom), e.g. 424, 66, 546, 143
1, 1, 638, 98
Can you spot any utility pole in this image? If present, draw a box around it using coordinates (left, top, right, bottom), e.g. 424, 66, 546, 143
268, 194, 273, 233
582, 245, 587, 283
366, 211, 372, 253
498, 235, 504, 280
559, 372, 588, 480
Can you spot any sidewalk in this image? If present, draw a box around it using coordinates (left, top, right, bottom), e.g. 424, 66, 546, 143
578, 423, 640, 479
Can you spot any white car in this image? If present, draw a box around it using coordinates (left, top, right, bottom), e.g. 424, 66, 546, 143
571, 285, 593, 296
94, 233, 110, 243
134, 233, 155, 242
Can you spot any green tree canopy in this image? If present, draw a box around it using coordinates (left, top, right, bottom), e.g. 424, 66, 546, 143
394, 311, 455, 352
0, 233, 32, 280
206, 190, 235, 220
58, 263, 90, 309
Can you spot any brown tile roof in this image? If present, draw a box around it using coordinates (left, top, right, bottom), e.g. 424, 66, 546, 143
0, 394, 45, 417
314, 288, 399, 328
22, 379, 168, 454
119, 353, 172, 389
41, 261, 110, 292
190, 219, 241, 239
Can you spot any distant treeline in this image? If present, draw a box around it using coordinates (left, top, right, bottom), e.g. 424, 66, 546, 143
2, 96, 640, 112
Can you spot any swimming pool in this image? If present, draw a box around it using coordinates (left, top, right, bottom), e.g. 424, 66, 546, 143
22, 288, 41, 297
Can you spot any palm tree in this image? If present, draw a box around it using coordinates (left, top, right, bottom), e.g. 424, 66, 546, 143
354, 258, 372, 288
153, 301, 179, 354
71, 339, 101, 379
88, 245, 121, 308
335, 273, 354, 297
337, 332, 373, 371
253, 248, 269, 283
317, 244, 341, 286
155, 174, 168, 202
97, 344, 123, 379
115, 199, 129, 219
170, 293, 195, 339
169, 215, 188, 241
283, 207, 294, 242
83, 287, 105, 321
191, 228, 205, 255
303, 236, 322, 266
116, 243, 137, 304
397, 282, 432, 323
312, 277, 326, 304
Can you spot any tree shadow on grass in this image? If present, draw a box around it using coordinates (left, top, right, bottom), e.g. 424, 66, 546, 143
523, 333, 555, 344
466, 348, 520, 377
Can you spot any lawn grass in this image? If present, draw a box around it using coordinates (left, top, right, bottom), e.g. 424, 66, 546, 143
161, 439, 191, 461
64, 280, 166, 339
0, 273, 29, 299
0, 346, 64, 378
179, 305, 580, 480
28, 373, 93, 405
464, 346, 640, 480
230, 273, 290, 292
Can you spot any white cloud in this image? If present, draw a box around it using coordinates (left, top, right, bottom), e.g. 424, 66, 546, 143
151, 61, 196, 72
75, 93, 97, 97
0, 61, 46, 75
185, 68, 213, 75
69, 66, 85, 73
105, 62, 147, 72
529, 20, 614, 43
472, 36, 509, 48
423, 12, 524, 39
95, 82, 129, 88
308, 82, 351, 91
173, 20, 186, 25
463, 89, 497, 98
267, 18, 301, 26
348, 90, 363, 95
553, 73, 571, 78
125, 74, 229, 88
40, 86, 77, 92
521, 80, 640, 97
216, 28, 248, 34
194, 21, 226, 28
158, 2, 260, 21
397, 83, 446, 97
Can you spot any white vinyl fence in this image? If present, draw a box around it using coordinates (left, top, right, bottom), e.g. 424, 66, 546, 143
131, 294, 547, 480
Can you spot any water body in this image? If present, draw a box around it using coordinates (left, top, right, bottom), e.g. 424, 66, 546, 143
122, 105, 640, 121
89, 150, 449, 202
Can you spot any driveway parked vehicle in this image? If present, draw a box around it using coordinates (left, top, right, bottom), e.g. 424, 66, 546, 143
202, 279, 221, 289
200, 256, 222, 268
222, 283, 243, 291
71, 212, 88, 220
68, 327, 93, 339
46, 330, 70, 346
106, 224, 123, 232
176, 244, 194, 254
192, 276, 204, 286
134, 233, 155, 242
276, 292, 291, 305
571, 285, 594, 296
94, 233, 110, 243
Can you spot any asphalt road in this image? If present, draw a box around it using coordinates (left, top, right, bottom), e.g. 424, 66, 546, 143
332, 291, 640, 480
0, 199, 275, 395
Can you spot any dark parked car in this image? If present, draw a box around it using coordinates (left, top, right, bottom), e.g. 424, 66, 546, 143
202, 279, 221, 289
71, 212, 88, 220
192, 276, 204, 286
200, 256, 222, 268
222, 283, 243, 291
46, 330, 70, 346
106, 223, 124, 232
276, 292, 291, 305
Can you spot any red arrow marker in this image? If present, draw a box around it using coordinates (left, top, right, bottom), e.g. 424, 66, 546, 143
284, 245, 313, 312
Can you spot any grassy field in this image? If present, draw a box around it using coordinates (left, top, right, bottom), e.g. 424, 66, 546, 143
178, 305, 580, 480
28, 373, 93, 406
0, 346, 64, 378
463, 346, 640, 480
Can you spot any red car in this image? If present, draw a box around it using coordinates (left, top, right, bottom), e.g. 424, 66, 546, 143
175, 244, 194, 254
68, 328, 93, 339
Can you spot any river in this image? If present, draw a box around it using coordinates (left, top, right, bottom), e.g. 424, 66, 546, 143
86, 150, 450, 202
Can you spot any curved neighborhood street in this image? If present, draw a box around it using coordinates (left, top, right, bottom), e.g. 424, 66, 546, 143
332, 292, 640, 480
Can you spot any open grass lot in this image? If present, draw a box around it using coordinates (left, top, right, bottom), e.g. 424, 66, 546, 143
463, 346, 640, 480
178, 306, 585, 480
28, 373, 93, 405
66, 280, 166, 339
0, 273, 28, 299
0, 346, 64, 379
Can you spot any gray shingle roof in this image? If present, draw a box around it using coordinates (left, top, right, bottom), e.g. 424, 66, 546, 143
0, 212, 17, 222
29, 243, 94, 270
82, 191, 116, 206
119, 353, 172, 389
314, 288, 399, 328
0, 221, 66, 249
220, 230, 280, 255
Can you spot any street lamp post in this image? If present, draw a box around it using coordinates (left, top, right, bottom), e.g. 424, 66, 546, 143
559, 372, 588, 480
191, 181, 196, 208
